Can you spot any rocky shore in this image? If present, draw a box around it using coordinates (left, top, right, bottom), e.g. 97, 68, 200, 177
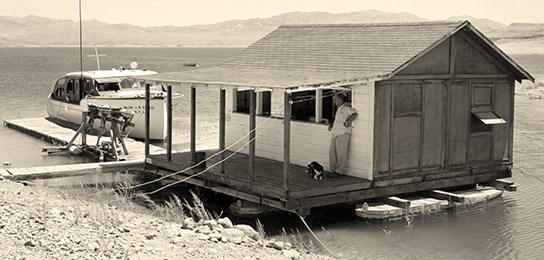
0, 177, 328, 259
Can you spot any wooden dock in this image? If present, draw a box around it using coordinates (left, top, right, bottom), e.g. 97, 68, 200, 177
2, 117, 167, 180
4, 117, 165, 161
0, 161, 142, 180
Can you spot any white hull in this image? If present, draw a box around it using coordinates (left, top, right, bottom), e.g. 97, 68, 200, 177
46, 96, 167, 140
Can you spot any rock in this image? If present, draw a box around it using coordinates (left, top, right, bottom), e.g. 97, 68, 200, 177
198, 234, 210, 240
182, 218, 197, 230
24, 241, 36, 247
87, 242, 100, 251
217, 217, 233, 228
145, 233, 156, 240
284, 242, 293, 249
202, 219, 217, 229
194, 225, 211, 235
221, 237, 228, 243
283, 249, 301, 260
119, 226, 131, 233
271, 241, 284, 250
209, 232, 222, 240
221, 228, 244, 244
234, 224, 260, 241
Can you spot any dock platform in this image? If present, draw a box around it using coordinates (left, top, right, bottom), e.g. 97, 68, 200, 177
2, 117, 165, 180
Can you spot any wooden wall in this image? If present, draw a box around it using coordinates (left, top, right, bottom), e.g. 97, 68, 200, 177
374, 78, 514, 178
225, 82, 374, 180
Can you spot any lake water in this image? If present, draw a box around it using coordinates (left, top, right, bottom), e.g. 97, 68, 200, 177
1, 48, 543, 259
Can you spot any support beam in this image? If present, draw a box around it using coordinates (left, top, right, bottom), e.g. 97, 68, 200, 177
167, 85, 172, 161
283, 91, 291, 197
249, 89, 256, 182
256, 92, 263, 115
379, 196, 411, 208
315, 89, 323, 123
426, 190, 465, 203
190, 86, 196, 164
219, 89, 226, 174
81, 112, 87, 146
145, 84, 150, 157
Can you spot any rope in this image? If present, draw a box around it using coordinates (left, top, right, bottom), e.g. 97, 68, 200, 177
514, 166, 544, 183
298, 215, 340, 259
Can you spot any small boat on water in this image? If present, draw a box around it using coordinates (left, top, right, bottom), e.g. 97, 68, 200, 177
46, 63, 175, 140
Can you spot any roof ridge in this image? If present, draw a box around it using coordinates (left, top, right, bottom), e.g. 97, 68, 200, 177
279, 20, 467, 28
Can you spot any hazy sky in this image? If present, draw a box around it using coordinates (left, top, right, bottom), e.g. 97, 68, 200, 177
1, 0, 541, 26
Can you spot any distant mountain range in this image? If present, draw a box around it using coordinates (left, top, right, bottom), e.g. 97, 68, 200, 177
1, 10, 543, 53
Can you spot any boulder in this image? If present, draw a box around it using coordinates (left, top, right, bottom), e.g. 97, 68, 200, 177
234, 224, 260, 241
217, 217, 233, 228
194, 225, 212, 235
271, 241, 284, 250
202, 219, 217, 229
182, 218, 197, 230
221, 228, 244, 244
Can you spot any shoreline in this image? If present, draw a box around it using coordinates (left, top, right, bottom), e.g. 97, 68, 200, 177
0, 178, 329, 260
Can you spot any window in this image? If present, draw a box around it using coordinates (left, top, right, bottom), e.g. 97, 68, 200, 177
52, 78, 66, 101
260, 91, 271, 116
53, 87, 65, 100
322, 89, 335, 122
471, 113, 491, 132
66, 79, 74, 94
470, 85, 505, 133
235, 89, 271, 116
394, 84, 422, 116
291, 91, 316, 121
236, 90, 251, 113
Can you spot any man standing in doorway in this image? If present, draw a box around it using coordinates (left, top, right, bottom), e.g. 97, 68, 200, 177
328, 92, 357, 177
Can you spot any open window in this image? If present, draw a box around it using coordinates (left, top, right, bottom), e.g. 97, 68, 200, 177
235, 89, 272, 116
471, 110, 505, 133
291, 91, 316, 121
95, 78, 121, 92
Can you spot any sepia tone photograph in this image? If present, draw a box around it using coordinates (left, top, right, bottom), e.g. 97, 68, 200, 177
0, 0, 542, 259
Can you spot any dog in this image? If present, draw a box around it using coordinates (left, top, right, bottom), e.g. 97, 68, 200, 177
306, 161, 324, 180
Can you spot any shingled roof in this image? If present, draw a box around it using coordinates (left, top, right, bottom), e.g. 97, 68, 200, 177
139, 21, 533, 88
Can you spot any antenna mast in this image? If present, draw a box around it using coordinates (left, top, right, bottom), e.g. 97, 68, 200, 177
79, 0, 83, 79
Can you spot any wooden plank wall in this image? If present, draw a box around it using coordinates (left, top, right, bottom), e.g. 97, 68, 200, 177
493, 80, 512, 161
225, 83, 373, 180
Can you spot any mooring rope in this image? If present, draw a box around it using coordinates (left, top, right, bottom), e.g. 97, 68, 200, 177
298, 214, 340, 259
514, 166, 544, 183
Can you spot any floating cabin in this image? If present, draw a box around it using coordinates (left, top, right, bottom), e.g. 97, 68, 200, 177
138, 21, 533, 215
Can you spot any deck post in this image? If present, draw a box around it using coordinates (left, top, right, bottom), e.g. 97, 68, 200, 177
219, 88, 226, 174
145, 83, 150, 157
315, 89, 323, 123
190, 86, 196, 164
283, 91, 291, 197
167, 85, 172, 161
249, 89, 256, 181
81, 111, 87, 146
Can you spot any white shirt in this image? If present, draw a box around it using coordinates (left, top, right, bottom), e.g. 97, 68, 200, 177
331, 104, 356, 137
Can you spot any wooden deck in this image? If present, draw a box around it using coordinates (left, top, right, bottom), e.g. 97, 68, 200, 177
147, 150, 512, 213
147, 150, 372, 212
